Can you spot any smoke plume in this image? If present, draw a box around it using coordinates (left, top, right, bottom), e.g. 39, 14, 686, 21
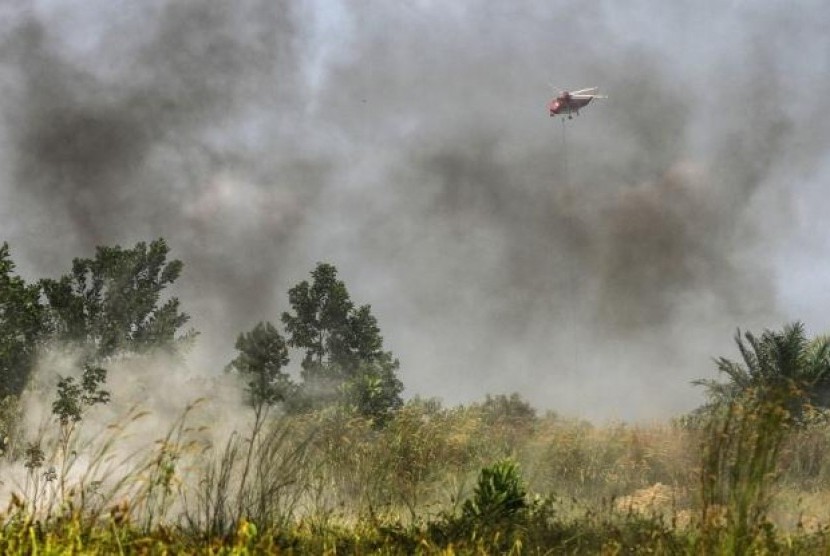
1, 0, 829, 420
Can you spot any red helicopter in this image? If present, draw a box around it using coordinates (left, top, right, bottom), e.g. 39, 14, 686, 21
548, 87, 607, 119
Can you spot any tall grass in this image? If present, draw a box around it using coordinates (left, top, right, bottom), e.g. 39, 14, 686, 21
181, 414, 314, 537
695, 389, 790, 553
2, 392, 830, 552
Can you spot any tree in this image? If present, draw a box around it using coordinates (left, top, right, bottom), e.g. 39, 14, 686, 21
478, 393, 537, 430
225, 321, 295, 523
281, 263, 352, 382
40, 238, 194, 362
344, 362, 404, 424
695, 322, 830, 422
226, 321, 294, 418
281, 263, 403, 420
51, 363, 110, 500
0, 243, 46, 398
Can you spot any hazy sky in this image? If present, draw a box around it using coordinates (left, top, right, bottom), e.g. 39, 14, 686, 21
1, 0, 828, 420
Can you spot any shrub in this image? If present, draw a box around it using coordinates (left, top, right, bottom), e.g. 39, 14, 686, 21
462, 458, 528, 522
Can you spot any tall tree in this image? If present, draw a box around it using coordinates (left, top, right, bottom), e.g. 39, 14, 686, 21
0, 243, 46, 398
281, 263, 403, 420
281, 263, 353, 381
40, 238, 194, 362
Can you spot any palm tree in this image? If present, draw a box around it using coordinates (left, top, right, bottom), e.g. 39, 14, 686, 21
696, 322, 830, 421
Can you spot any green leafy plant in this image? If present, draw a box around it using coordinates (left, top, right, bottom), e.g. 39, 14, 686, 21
52, 365, 110, 426
462, 459, 528, 522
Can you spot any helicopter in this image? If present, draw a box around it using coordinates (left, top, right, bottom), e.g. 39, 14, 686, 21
548, 87, 607, 119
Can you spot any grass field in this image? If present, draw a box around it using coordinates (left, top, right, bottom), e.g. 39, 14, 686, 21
2, 392, 830, 554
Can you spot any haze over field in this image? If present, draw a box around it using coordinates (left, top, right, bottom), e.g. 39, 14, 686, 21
1, 0, 828, 420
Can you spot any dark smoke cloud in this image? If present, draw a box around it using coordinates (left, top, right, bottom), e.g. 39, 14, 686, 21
2, 1, 328, 345
1, 0, 828, 420
9, 2, 301, 243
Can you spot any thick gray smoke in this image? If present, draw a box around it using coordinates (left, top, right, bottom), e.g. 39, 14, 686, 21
1, 0, 829, 420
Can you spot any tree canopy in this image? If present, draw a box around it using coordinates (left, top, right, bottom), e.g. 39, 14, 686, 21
696, 322, 830, 422
226, 321, 294, 415
40, 238, 194, 362
281, 263, 403, 421
0, 243, 46, 398
4, 241, 406, 425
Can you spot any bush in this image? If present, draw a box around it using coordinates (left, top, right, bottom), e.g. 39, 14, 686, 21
462, 459, 528, 523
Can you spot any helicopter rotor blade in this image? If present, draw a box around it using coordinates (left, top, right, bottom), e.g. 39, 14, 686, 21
570, 87, 598, 95
570, 94, 608, 100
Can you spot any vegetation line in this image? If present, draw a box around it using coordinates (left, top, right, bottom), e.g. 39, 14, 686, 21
2, 238, 830, 552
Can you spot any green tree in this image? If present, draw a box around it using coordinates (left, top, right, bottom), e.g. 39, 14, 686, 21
51, 363, 110, 499
281, 263, 352, 381
40, 238, 194, 362
478, 393, 537, 428
226, 321, 295, 523
344, 362, 404, 424
226, 322, 294, 418
695, 322, 830, 422
0, 242, 46, 398
281, 263, 403, 420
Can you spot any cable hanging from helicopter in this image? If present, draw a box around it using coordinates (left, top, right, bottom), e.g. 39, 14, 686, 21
546, 86, 607, 374
547, 86, 608, 186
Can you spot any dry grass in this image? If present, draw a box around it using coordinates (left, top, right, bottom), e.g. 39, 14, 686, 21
1, 392, 830, 552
